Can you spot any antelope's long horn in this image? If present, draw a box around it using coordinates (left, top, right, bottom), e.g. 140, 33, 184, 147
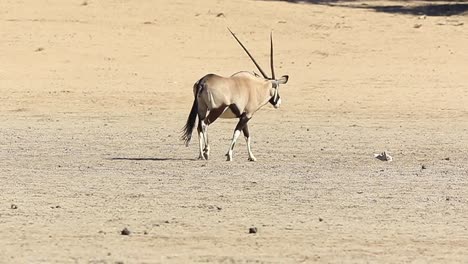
270, 32, 275, 80
228, 28, 269, 79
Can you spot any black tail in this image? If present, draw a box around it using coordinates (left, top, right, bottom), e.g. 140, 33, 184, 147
181, 83, 202, 146
181, 98, 198, 146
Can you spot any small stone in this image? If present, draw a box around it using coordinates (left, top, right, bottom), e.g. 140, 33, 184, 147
248, 227, 257, 234
374, 151, 392, 162
318, 217, 323, 222
11, 204, 18, 209
421, 165, 427, 170
121, 228, 131, 236
444, 157, 450, 161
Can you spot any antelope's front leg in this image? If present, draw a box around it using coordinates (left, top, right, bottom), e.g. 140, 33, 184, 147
226, 114, 250, 161
242, 124, 256, 161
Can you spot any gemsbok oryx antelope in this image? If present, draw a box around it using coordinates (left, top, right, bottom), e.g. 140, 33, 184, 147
181, 28, 289, 161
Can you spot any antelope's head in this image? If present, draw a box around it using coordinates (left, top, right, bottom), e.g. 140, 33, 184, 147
228, 28, 289, 109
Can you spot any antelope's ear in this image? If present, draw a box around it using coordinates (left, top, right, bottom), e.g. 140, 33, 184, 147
278, 75, 289, 84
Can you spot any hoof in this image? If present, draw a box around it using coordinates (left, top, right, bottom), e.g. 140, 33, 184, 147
198, 155, 206, 160
203, 152, 209, 160
248, 157, 257, 162
225, 153, 233, 161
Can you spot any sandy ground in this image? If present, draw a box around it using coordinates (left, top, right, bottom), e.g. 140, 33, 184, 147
1, 0, 468, 263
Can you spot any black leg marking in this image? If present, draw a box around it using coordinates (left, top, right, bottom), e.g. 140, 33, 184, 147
242, 123, 250, 138
229, 104, 242, 118
197, 120, 202, 134
235, 113, 250, 131
206, 106, 227, 125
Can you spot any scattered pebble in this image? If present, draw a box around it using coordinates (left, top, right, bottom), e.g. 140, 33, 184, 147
414, 24, 422, 28
318, 217, 323, 222
121, 228, 131, 236
216, 13, 225, 18
35, 47, 44, 52
421, 165, 427, 170
374, 151, 393, 162
444, 157, 450, 161
11, 204, 18, 209
248, 227, 257, 234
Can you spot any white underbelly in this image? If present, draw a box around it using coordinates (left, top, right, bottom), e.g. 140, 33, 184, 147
220, 108, 238, 119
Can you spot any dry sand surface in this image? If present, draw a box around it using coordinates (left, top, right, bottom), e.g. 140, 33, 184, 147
1, 0, 468, 263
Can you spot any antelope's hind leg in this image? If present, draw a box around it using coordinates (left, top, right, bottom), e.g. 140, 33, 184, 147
197, 106, 208, 160
197, 120, 206, 160
201, 106, 227, 160
200, 119, 209, 160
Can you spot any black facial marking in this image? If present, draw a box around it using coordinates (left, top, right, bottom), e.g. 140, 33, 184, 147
269, 81, 280, 106
269, 94, 280, 106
